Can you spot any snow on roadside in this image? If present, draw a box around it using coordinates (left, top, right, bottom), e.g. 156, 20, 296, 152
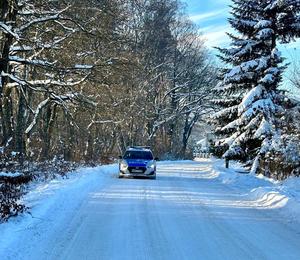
23, 164, 117, 217
205, 158, 300, 223
0, 164, 118, 256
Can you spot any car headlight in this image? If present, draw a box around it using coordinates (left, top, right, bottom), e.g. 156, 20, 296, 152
147, 161, 155, 169
120, 160, 128, 171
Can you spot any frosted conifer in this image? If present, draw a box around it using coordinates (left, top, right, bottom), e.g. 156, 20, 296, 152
213, 0, 300, 174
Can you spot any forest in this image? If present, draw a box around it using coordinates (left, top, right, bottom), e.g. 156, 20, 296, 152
0, 0, 299, 180
0, 0, 219, 169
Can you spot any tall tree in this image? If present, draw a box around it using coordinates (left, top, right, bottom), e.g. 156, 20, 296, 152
213, 0, 300, 174
0, 0, 91, 160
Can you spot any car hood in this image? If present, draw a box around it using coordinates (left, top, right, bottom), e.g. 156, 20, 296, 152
124, 159, 153, 167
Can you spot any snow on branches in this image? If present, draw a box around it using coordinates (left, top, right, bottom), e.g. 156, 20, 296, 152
0, 0, 93, 156
212, 0, 300, 177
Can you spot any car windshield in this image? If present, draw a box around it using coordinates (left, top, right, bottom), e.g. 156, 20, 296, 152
123, 151, 153, 160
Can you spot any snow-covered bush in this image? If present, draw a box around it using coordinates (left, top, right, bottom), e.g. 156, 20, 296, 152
0, 155, 79, 221
0, 184, 27, 221
261, 139, 300, 180
260, 104, 300, 179
0, 175, 29, 222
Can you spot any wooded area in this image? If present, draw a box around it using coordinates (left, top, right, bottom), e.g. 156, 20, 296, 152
1, 0, 300, 222
0, 0, 216, 166
0, 0, 300, 179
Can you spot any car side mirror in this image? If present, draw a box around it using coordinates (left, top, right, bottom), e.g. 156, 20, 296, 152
154, 157, 159, 161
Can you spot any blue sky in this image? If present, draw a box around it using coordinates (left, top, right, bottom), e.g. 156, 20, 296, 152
183, 0, 299, 50
183, 0, 300, 94
184, 0, 231, 48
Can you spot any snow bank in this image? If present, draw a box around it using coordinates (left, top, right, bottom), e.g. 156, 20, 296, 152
23, 164, 117, 217
0, 164, 118, 256
208, 158, 300, 222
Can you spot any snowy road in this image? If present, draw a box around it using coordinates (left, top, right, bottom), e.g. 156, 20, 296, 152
1, 160, 300, 260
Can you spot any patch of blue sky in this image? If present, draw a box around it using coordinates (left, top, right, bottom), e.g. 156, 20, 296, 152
183, 0, 300, 96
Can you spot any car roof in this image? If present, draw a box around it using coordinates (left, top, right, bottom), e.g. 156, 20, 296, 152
126, 146, 152, 152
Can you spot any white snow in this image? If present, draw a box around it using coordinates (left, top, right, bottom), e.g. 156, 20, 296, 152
219, 131, 239, 146
221, 118, 240, 131
254, 118, 273, 138
257, 28, 274, 39
74, 64, 93, 69
261, 73, 275, 84
232, 39, 258, 57
211, 105, 238, 120
239, 84, 264, 114
25, 98, 50, 134
210, 159, 300, 216
241, 98, 275, 119
254, 20, 272, 29
9, 55, 55, 66
0, 22, 20, 39
0, 160, 300, 259
224, 59, 269, 84
256, 56, 269, 71
0, 172, 23, 178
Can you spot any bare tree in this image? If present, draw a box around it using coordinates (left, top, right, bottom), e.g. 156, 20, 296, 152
0, 0, 92, 160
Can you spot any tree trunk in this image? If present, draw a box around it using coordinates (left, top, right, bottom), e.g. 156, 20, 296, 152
180, 113, 198, 158
0, 0, 18, 151
15, 90, 27, 161
40, 104, 57, 160
63, 112, 75, 161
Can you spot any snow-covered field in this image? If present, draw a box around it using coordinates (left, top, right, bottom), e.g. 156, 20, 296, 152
1, 159, 300, 259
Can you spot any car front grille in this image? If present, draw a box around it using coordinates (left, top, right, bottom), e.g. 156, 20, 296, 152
128, 166, 147, 173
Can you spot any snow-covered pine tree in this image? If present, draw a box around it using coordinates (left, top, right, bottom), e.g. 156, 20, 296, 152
213, 0, 262, 161
213, 0, 300, 175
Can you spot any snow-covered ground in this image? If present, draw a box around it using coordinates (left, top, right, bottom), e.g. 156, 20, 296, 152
210, 158, 300, 223
1, 159, 300, 259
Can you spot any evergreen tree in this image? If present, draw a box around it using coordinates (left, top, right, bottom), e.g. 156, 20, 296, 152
213, 0, 300, 174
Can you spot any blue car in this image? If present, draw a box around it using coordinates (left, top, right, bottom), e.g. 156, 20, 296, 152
119, 147, 157, 179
